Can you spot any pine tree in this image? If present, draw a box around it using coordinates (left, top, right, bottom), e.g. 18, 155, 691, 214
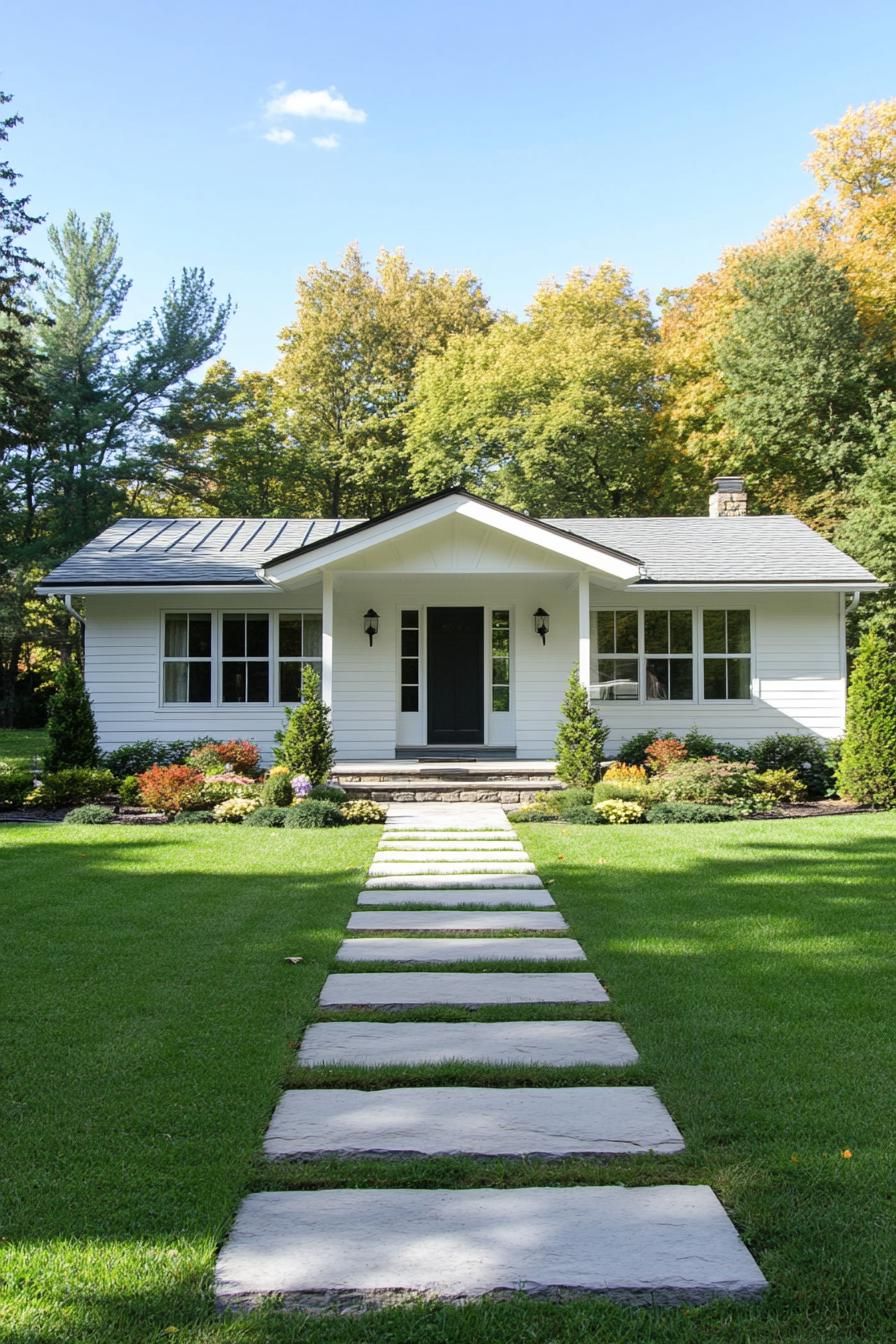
274, 665, 335, 784
44, 662, 100, 771
837, 630, 896, 806
554, 666, 607, 787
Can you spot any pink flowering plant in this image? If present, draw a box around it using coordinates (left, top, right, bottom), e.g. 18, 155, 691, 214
291, 774, 313, 801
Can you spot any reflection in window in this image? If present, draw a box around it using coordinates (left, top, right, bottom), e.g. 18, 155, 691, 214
591, 609, 639, 699
222, 613, 270, 703
703, 610, 751, 700
278, 613, 323, 702
645, 610, 693, 701
491, 610, 510, 711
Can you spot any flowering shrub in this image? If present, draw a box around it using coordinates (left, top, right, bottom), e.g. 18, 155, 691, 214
616, 730, 660, 765
199, 773, 259, 805
594, 798, 644, 824
654, 757, 756, 807
185, 740, 261, 776
603, 762, 648, 785
136, 764, 204, 813
750, 768, 808, 805
213, 796, 261, 823
340, 800, 387, 824
291, 774, 313, 800
593, 779, 654, 804
644, 737, 688, 773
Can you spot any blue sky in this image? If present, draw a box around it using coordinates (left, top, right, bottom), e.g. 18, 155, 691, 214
6, 0, 896, 370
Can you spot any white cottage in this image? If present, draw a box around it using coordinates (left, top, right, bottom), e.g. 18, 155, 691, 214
37, 480, 883, 765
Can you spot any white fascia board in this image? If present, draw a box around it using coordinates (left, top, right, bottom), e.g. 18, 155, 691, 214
35, 584, 275, 596
455, 501, 642, 579
628, 582, 887, 593
261, 494, 642, 585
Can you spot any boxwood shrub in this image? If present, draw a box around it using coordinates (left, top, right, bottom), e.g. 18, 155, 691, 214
40, 768, 116, 808
283, 800, 346, 829
309, 783, 347, 803
62, 804, 115, 825
169, 810, 218, 826
0, 770, 33, 808
243, 806, 290, 828
646, 802, 742, 824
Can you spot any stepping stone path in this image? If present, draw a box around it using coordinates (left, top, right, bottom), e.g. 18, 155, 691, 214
217, 800, 767, 1310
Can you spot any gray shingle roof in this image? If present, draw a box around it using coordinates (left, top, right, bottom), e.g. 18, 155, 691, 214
544, 516, 879, 584
39, 509, 879, 588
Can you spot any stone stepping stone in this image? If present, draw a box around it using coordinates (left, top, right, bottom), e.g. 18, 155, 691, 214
377, 840, 526, 851
383, 831, 521, 841
368, 861, 537, 875
386, 805, 511, 829
347, 911, 568, 932
320, 971, 608, 1007
357, 887, 556, 907
264, 1086, 683, 1160
362, 874, 547, 892
215, 1185, 768, 1309
336, 937, 586, 963
297, 1020, 638, 1068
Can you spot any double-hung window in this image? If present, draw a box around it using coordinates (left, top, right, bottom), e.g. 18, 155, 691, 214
162, 612, 212, 703
703, 610, 752, 700
644, 610, 693, 700
222, 613, 270, 703
591, 610, 639, 700
278, 613, 323, 702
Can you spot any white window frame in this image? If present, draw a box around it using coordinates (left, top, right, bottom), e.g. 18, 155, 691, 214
160, 611, 214, 707
159, 609, 323, 709
489, 607, 512, 713
643, 609, 696, 704
398, 608, 422, 716
700, 608, 755, 703
275, 611, 324, 705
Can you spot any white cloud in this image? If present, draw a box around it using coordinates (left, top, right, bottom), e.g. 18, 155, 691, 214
264, 127, 295, 145
312, 134, 340, 151
265, 86, 366, 124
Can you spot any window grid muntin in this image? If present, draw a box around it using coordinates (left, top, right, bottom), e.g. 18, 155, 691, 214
644, 609, 694, 702
277, 612, 323, 703
702, 609, 752, 701
400, 609, 420, 713
162, 612, 213, 704
221, 612, 271, 703
591, 609, 640, 700
491, 609, 511, 712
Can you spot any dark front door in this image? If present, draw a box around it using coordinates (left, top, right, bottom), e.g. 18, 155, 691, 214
427, 607, 484, 745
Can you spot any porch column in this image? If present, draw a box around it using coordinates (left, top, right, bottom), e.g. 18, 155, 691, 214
321, 570, 334, 708
578, 571, 590, 692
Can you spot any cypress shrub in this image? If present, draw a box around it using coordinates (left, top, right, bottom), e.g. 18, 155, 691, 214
274, 665, 335, 784
44, 663, 100, 772
554, 666, 607, 787
837, 630, 896, 807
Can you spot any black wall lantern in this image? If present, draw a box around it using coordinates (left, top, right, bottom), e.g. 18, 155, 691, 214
534, 607, 550, 644
363, 609, 380, 647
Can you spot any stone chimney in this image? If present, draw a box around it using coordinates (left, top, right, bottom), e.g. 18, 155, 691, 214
709, 475, 748, 517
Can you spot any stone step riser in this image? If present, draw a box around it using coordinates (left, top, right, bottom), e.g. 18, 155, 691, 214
363, 875, 544, 888
264, 1087, 684, 1160
215, 1187, 768, 1309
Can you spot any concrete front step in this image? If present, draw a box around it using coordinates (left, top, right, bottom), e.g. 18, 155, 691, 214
297, 1020, 638, 1068
215, 1186, 768, 1309
264, 1086, 684, 1160
336, 937, 586, 963
357, 887, 556, 907
347, 911, 568, 932
363, 874, 544, 889
377, 839, 526, 851
319, 971, 608, 1007
382, 831, 523, 841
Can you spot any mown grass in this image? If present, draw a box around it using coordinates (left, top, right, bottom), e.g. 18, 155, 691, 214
1, 814, 895, 1342
0, 726, 48, 769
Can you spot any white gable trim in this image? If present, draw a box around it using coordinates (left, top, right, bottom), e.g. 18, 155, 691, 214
259, 493, 643, 586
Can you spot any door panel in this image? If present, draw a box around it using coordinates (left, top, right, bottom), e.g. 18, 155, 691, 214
427, 607, 484, 744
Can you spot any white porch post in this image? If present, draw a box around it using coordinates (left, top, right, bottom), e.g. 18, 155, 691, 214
578, 571, 590, 692
321, 570, 334, 708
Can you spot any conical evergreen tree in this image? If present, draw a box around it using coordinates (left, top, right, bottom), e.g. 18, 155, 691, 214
274, 665, 335, 784
837, 630, 896, 806
44, 662, 100, 771
554, 665, 607, 787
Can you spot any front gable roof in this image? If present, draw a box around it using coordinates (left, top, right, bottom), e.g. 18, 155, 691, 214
259, 489, 644, 585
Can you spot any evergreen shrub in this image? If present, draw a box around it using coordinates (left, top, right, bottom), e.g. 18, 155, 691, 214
554, 666, 607, 787
44, 664, 100, 772
836, 630, 896, 806
282, 799, 345, 828
62, 804, 115, 825
275, 666, 335, 784
40, 768, 116, 807
646, 802, 742, 824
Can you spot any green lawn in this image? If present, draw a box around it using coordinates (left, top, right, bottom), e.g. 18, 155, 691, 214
0, 726, 48, 769
1, 815, 894, 1343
